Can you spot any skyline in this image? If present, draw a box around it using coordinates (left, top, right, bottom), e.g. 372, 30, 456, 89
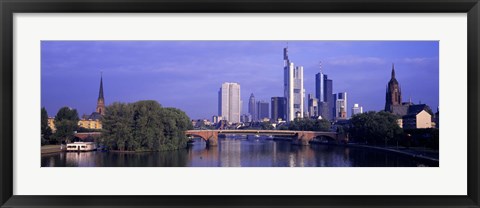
41, 41, 439, 119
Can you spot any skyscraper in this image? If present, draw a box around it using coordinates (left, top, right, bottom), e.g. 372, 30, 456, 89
385, 63, 402, 112
315, 69, 334, 120
271, 97, 286, 122
257, 101, 269, 121
351, 103, 363, 116
96, 73, 105, 115
218, 82, 241, 123
248, 93, 257, 121
283, 47, 305, 121
335, 92, 348, 119
307, 94, 318, 117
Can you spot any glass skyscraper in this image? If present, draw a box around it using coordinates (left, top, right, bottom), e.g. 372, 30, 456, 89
271, 97, 286, 122
315, 70, 334, 121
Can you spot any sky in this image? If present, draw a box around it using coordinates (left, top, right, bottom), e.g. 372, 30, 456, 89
41, 41, 439, 120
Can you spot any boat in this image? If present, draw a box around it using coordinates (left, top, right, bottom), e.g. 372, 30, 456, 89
66, 142, 97, 152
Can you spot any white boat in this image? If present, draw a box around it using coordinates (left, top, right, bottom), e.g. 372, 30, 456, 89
66, 142, 97, 152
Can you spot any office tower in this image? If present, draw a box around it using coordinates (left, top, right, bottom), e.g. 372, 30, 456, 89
257, 101, 269, 121
351, 104, 363, 116
218, 82, 241, 123
385, 63, 402, 112
315, 68, 334, 121
271, 97, 286, 122
335, 92, 348, 119
307, 94, 318, 117
248, 93, 257, 121
283, 47, 305, 121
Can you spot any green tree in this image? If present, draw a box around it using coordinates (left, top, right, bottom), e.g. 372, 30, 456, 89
101, 102, 134, 151
101, 100, 193, 151
288, 118, 330, 131
41, 107, 52, 145
260, 121, 274, 130
132, 100, 164, 151
52, 107, 79, 144
159, 107, 193, 151
349, 111, 403, 146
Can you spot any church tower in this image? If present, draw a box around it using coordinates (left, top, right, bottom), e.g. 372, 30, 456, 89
96, 73, 105, 115
385, 64, 402, 112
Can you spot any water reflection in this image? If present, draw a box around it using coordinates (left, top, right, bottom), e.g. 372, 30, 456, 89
41, 137, 438, 167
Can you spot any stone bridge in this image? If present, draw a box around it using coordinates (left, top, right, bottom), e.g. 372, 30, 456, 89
185, 129, 346, 146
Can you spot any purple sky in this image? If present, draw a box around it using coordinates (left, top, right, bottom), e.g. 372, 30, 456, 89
41, 41, 439, 120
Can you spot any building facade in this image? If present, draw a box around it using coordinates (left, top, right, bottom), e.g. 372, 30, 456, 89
248, 93, 257, 122
334, 92, 348, 119
271, 97, 286, 122
257, 101, 269, 121
218, 82, 241, 123
283, 47, 305, 121
351, 103, 363, 116
315, 70, 334, 121
307, 94, 318, 117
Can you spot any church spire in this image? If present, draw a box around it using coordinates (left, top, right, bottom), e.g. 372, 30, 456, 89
391, 63, 395, 79
98, 72, 104, 100
96, 72, 105, 115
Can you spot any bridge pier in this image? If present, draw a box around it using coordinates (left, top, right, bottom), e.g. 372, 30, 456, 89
206, 136, 218, 146
291, 133, 312, 146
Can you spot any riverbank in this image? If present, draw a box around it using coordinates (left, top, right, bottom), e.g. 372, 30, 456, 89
348, 144, 439, 162
41, 145, 64, 154
309, 141, 439, 162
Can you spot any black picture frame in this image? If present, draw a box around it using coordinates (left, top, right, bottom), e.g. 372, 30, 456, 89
1, 0, 479, 207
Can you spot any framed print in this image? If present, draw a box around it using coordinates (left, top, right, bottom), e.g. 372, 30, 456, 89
1, 0, 479, 207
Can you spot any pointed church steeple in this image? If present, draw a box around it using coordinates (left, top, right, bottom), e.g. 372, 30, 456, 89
391, 63, 395, 79
385, 63, 402, 112
96, 72, 105, 115
98, 72, 104, 100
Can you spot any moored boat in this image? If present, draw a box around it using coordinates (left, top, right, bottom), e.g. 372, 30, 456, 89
66, 142, 97, 152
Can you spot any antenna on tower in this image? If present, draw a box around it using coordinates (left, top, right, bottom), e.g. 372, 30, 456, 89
319, 61, 323, 73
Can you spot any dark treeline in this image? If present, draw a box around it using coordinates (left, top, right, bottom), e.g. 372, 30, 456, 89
100, 100, 193, 151
288, 117, 331, 132
348, 111, 403, 146
348, 111, 438, 149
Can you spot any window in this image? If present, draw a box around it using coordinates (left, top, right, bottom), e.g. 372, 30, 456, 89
294, 89, 300, 93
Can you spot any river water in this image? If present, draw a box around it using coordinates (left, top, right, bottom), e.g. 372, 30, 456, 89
41, 136, 438, 167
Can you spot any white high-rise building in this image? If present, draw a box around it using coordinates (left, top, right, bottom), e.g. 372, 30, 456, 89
351, 103, 363, 116
283, 47, 305, 121
218, 82, 241, 123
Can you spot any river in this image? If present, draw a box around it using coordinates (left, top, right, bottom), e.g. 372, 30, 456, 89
41, 136, 438, 167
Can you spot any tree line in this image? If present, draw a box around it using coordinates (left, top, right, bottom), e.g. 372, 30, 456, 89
41, 100, 193, 151
41, 106, 79, 145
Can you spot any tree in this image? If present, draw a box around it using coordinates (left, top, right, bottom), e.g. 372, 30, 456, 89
288, 118, 331, 131
260, 121, 274, 130
349, 111, 403, 146
101, 100, 193, 151
101, 102, 134, 151
52, 107, 79, 144
41, 107, 52, 145
132, 100, 164, 151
